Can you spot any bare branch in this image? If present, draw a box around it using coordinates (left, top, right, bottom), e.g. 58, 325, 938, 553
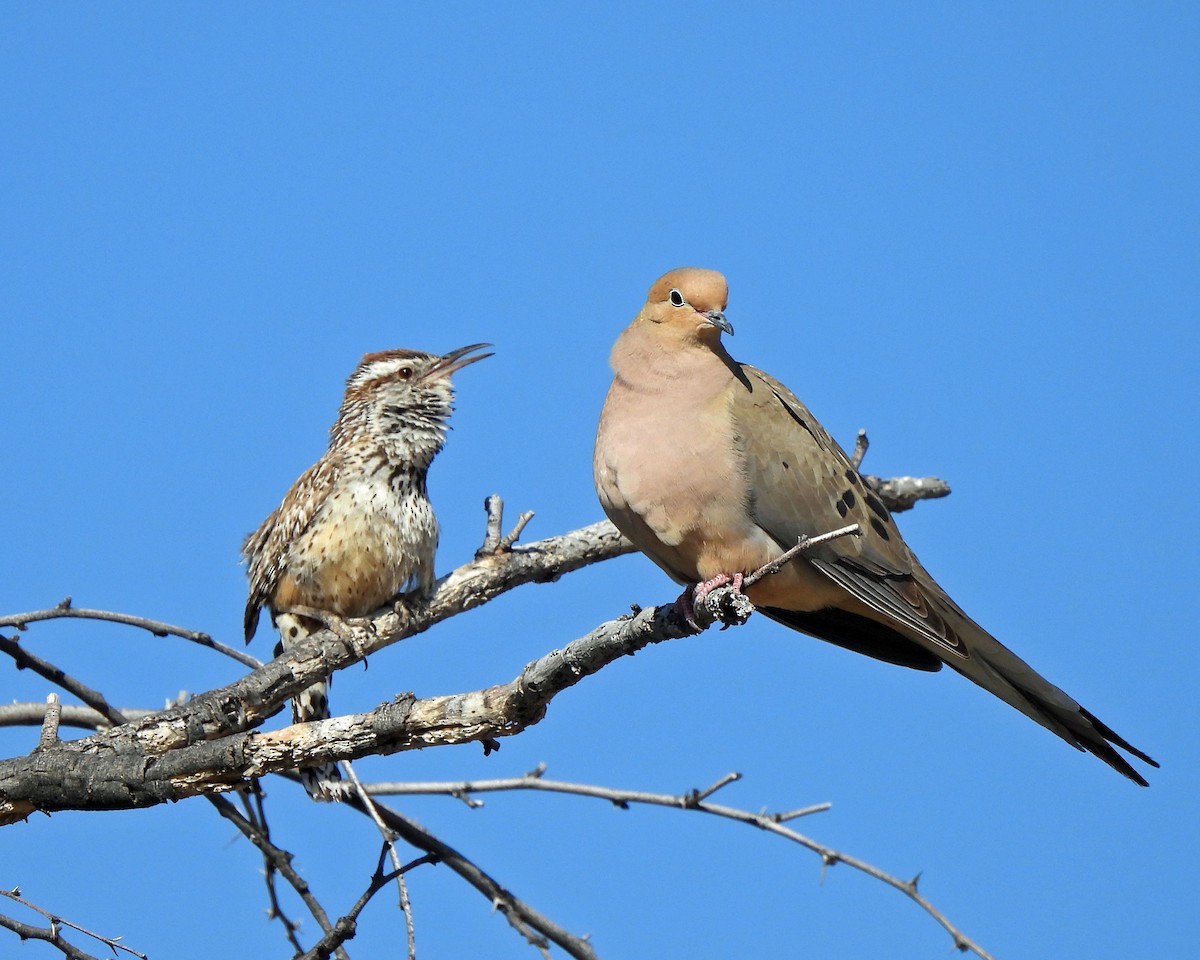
341, 793, 597, 960
342, 760, 417, 960
0, 703, 153, 730
843, 432, 949, 514
690, 771, 742, 803
0, 887, 146, 959
2, 691, 590, 960
741, 524, 862, 589
208, 789, 349, 960
499, 511, 535, 551
0, 529, 834, 813
0, 636, 126, 726
0, 520, 625, 818
295, 847, 439, 960
364, 772, 993, 960
0, 476, 945, 808
0, 603, 260, 669
850, 428, 869, 468
477, 494, 505, 556
476, 494, 536, 558
0, 471, 967, 956
0, 912, 104, 960
863, 474, 951, 512
35, 694, 62, 751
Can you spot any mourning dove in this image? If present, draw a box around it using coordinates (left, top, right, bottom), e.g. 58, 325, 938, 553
594, 268, 1156, 785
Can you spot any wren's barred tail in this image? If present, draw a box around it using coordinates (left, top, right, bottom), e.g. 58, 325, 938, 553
242, 343, 492, 801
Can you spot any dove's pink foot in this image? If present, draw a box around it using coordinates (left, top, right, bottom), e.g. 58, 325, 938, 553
694, 571, 744, 606
675, 572, 745, 627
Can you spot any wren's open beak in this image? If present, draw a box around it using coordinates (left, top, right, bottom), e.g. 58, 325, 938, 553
703, 310, 733, 336
424, 342, 494, 381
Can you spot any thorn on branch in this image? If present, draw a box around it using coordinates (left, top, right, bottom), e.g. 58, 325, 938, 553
35, 694, 61, 752
688, 772, 742, 805
863, 474, 952, 512
850, 429, 869, 468
56, 597, 72, 611
498, 511, 535, 552
0, 886, 146, 958
477, 494, 505, 557
476, 496, 535, 557
371, 842, 393, 883
772, 802, 832, 823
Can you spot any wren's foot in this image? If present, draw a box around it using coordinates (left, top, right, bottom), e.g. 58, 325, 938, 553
675, 572, 745, 629
277, 605, 363, 647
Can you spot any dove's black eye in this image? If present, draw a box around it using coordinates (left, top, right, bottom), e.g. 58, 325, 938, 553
669, 288, 686, 307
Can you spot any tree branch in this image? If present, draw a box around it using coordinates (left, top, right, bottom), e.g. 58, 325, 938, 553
0, 887, 145, 960
366, 769, 993, 960
0, 577, 752, 815
0, 703, 154, 730
208, 789, 350, 959
340, 793, 597, 960
862, 474, 950, 511
0, 475, 947, 823
0, 599, 260, 670
0, 472, 968, 957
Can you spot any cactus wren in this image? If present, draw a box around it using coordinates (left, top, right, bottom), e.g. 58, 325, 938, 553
242, 343, 492, 800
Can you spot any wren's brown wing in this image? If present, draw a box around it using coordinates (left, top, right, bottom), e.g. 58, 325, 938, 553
732, 365, 1156, 784
241, 454, 341, 641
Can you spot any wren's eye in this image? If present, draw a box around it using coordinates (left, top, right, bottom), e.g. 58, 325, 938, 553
397, 366, 415, 380
669, 288, 686, 307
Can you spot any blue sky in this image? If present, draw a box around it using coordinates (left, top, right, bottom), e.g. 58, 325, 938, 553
2, 4, 1196, 958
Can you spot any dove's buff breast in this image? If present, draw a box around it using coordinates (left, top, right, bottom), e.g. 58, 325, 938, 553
594, 319, 844, 612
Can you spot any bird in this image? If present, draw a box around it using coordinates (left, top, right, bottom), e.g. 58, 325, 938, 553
594, 268, 1156, 785
242, 343, 492, 799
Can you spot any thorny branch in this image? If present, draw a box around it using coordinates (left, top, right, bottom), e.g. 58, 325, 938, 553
341, 760, 418, 960
0, 887, 146, 960
210, 789, 350, 959
0, 599, 261, 670
0, 644, 347, 957
339, 792, 597, 960
294, 846, 439, 960
0, 569, 760, 810
366, 768, 994, 960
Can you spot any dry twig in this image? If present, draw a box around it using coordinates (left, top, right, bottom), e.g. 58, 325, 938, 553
366, 769, 993, 960
0, 599, 259, 669
0, 887, 145, 960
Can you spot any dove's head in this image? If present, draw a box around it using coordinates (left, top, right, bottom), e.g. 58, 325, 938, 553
639, 268, 732, 345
